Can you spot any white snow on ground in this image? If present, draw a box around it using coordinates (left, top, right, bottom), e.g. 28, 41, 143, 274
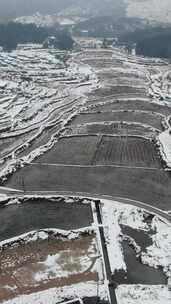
101, 200, 126, 273
0, 45, 100, 182
116, 284, 171, 304
0, 193, 8, 202
0, 227, 94, 248
141, 216, 171, 284
101, 199, 171, 281
34, 237, 98, 282
2, 281, 107, 304
159, 129, 171, 167
101, 199, 149, 274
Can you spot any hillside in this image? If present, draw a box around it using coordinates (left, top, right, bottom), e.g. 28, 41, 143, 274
125, 0, 171, 24
0, 0, 125, 21
1, 0, 171, 24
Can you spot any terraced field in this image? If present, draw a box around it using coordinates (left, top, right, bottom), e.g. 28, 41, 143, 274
1, 44, 171, 304
70, 111, 164, 131
93, 135, 161, 168
89, 86, 147, 98
0, 46, 96, 174
35, 135, 99, 165
85, 98, 171, 116
2, 46, 171, 203
65, 122, 156, 138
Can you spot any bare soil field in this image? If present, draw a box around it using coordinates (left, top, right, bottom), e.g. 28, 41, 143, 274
0, 198, 92, 241
97, 70, 147, 81
89, 86, 147, 98
81, 50, 114, 58
85, 99, 171, 117
0, 235, 99, 302
35, 135, 99, 165
5, 165, 171, 210
96, 71, 147, 87
93, 135, 161, 168
70, 111, 163, 131
82, 59, 123, 69
65, 122, 156, 138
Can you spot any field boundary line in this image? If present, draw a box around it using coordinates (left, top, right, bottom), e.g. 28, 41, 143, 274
31, 162, 160, 171
91, 134, 104, 165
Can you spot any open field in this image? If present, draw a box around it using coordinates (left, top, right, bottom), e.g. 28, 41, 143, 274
96, 76, 147, 87
82, 58, 124, 69
92, 135, 161, 168
0, 198, 92, 241
96, 69, 148, 81
5, 165, 171, 210
0, 234, 100, 303
70, 111, 163, 131
35, 135, 99, 165
32, 133, 161, 168
85, 99, 171, 117
88, 86, 147, 98
65, 122, 157, 138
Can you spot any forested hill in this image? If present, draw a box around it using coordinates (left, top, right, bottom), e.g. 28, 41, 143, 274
121, 27, 171, 59
0, 22, 74, 51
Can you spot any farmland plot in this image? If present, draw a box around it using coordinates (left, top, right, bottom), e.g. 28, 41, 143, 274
0, 234, 102, 303
5, 165, 171, 210
82, 58, 123, 69
65, 122, 156, 138
85, 99, 171, 117
71, 111, 164, 131
90, 86, 147, 98
93, 135, 161, 168
35, 135, 99, 165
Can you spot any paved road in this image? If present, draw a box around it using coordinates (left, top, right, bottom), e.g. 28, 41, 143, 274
5, 190, 169, 223
1, 189, 170, 223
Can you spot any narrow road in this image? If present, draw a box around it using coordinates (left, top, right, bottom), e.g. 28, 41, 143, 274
31, 162, 160, 171
7, 190, 169, 223
93, 201, 118, 304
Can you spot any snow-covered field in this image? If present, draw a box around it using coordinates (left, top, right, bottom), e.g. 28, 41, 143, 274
0, 45, 98, 181
2, 281, 107, 304
101, 199, 171, 284
116, 284, 171, 304
0, 44, 171, 183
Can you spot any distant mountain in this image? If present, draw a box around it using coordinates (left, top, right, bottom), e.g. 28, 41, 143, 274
1, 0, 171, 25
124, 0, 171, 24
0, 0, 125, 21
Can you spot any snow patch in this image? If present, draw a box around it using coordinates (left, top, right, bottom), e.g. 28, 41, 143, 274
2, 281, 108, 304
116, 284, 171, 304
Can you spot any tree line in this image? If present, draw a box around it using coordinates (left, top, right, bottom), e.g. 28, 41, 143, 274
0, 22, 74, 51
120, 27, 171, 59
